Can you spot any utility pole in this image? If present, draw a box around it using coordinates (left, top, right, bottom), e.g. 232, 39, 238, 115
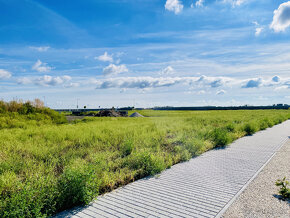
77, 98, 80, 109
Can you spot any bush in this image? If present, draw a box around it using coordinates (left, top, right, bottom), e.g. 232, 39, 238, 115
225, 123, 235, 132
243, 123, 257, 135
211, 128, 231, 147
126, 152, 166, 176
276, 177, 290, 200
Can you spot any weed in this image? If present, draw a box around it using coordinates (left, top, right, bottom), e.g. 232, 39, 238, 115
276, 177, 290, 200
120, 140, 134, 157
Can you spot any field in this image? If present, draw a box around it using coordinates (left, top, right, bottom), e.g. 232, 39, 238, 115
0, 101, 289, 217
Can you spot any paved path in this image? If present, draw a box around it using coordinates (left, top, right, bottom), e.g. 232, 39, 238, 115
57, 120, 290, 218
223, 139, 290, 218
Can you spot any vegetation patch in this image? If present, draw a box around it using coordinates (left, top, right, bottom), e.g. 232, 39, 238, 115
0, 101, 289, 217
276, 177, 290, 200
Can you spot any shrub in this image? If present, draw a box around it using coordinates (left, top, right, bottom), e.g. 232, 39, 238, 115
126, 152, 166, 176
243, 123, 257, 135
276, 177, 290, 200
211, 128, 231, 147
225, 123, 235, 132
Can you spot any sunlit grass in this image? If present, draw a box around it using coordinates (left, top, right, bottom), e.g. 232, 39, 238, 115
0, 108, 289, 217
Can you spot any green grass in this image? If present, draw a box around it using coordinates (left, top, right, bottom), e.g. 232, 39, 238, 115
0, 106, 289, 217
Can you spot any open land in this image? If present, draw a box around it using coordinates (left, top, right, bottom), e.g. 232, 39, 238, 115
0, 101, 289, 217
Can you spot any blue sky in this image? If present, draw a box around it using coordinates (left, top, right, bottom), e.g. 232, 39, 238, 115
0, 0, 290, 108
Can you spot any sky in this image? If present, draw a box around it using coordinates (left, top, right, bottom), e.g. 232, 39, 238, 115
0, 0, 290, 109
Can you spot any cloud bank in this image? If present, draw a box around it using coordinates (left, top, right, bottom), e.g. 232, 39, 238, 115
93, 75, 290, 90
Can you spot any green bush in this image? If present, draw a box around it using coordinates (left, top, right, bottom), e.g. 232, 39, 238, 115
243, 123, 257, 135
126, 152, 166, 176
211, 128, 232, 147
225, 123, 235, 132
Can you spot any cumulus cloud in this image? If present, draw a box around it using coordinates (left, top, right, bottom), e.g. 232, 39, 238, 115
196, 75, 232, 88
196, 0, 204, 7
165, 0, 183, 14
95, 52, 113, 62
17, 75, 72, 87
103, 64, 128, 76
0, 69, 12, 79
216, 90, 226, 95
32, 60, 52, 73
270, 1, 290, 32
29, 46, 50, 52
159, 66, 175, 75
242, 78, 262, 88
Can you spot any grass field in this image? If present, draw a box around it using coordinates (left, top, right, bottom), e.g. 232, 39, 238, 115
0, 102, 289, 217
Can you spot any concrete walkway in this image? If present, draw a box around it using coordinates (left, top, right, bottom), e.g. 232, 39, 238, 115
56, 120, 290, 218
222, 139, 290, 218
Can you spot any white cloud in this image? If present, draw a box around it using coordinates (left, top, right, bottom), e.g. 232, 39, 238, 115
196, 0, 204, 7
94, 76, 232, 90
29, 46, 50, 52
216, 90, 226, 95
165, 0, 183, 14
95, 77, 187, 89
255, 27, 263, 36
103, 64, 128, 76
32, 60, 52, 73
252, 21, 263, 36
223, 0, 246, 7
241, 78, 262, 88
196, 75, 232, 88
0, 69, 12, 79
95, 52, 113, 62
159, 66, 175, 75
270, 1, 290, 32
93, 75, 290, 91
18, 75, 72, 87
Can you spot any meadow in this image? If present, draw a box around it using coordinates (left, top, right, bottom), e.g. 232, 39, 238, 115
0, 100, 289, 217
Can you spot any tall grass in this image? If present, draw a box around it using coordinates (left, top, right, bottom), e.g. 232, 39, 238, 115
0, 105, 289, 217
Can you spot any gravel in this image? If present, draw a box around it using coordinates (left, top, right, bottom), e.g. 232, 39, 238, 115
222, 139, 290, 218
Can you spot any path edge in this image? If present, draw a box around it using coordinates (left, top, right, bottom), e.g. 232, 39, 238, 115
216, 136, 289, 218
